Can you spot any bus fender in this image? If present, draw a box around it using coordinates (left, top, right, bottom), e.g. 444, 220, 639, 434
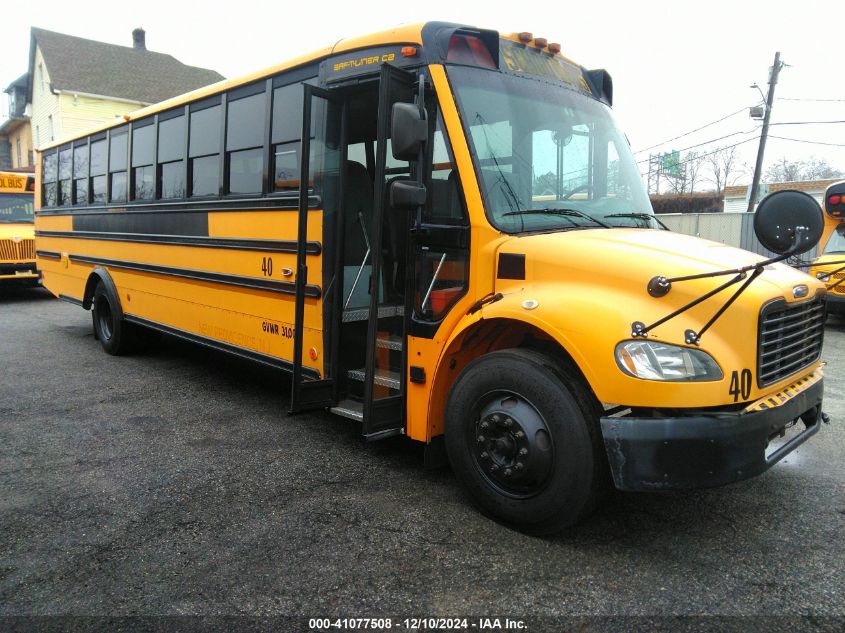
82, 267, 123, 320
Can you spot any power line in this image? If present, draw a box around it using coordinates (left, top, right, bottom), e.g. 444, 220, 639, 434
635, 128, 761, 165
632, 106, 751, 155
778, 97, 845, 102
768, 135, 845, 148
768, 120, 845, 126
639, 135, 761, 177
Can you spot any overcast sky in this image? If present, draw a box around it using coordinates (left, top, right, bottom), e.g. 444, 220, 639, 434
2, 0, 843, 189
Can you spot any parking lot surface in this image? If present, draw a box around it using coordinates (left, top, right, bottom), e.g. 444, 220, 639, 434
1, 288, 844, 629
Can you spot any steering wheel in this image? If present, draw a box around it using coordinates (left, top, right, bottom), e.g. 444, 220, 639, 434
561, 184, 593, 200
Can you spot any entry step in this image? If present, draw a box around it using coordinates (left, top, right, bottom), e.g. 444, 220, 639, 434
347, 368, 401, 390
342, 304, 404, 323
376, 335, 403, 351
330, 399, 364, 421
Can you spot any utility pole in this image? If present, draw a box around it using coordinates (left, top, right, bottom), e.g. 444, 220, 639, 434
746, 51, 783, 213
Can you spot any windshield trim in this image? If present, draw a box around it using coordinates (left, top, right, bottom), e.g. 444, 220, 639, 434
445, 65, 653, 236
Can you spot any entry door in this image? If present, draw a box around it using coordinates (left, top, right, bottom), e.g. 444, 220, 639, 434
290, 85, 346, 412
360, 64, 420, 439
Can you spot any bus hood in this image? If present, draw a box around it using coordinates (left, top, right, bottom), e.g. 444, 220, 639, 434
495, 228, 823, 301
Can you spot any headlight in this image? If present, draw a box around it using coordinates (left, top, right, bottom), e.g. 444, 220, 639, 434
816, 272, 831, 282
615, 340, 723, 382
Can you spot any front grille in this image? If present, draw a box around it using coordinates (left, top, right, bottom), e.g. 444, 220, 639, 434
758, 296, 825, 387
0, 238, 35, 262
832, 271, 845, 295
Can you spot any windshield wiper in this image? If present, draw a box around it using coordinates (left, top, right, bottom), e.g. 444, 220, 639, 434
503, 207, 611, 228
604, 213, 668, 230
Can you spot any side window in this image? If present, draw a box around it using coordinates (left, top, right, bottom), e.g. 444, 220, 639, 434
42, 151, 57, 207
57, 147, 72, 206
131, 120, 155, 200
226, 90, 264, 194
415, 113, 469, 323
271, 83, 304, 193
425, 114, 467, 225
158, 112, 185, 199
109, 128, 128, 203
89, 139, 107, 203
189, 102, 221, 197
73, 143, 89, 204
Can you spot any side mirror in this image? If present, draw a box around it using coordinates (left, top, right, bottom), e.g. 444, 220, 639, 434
389, 178, 427, 210
753, 190, 823, 256
391, 102, 426, 162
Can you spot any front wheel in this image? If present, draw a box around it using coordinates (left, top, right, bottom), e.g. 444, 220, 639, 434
445, 348, 606, 534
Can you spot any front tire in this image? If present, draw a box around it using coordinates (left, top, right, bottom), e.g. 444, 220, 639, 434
445, 348, 606, 534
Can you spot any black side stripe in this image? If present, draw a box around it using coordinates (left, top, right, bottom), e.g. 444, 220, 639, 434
36, 250, 62, 260
68, 254, 322, 298
124, 314, 321, 380
36, 231, 321, 255
58, 294, 84, 306
35, 194, 320, 216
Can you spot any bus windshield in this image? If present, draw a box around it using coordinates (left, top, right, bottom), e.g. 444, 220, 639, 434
0, 193, 35, 223
823, 224, 845, 254
448, 66, 654, 233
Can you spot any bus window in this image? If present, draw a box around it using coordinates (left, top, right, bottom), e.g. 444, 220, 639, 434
42, 152, 57, 207
90, 139, 107, 203
73, 143, 89, 204
158, 112, 185, 199
109, 129, 128, 203
227, 90, 264, 194
189, 103, 221, 197
132, 120, 155, 200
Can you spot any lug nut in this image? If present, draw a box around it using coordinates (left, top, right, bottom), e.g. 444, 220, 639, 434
519, 448, 528, 456
480, 451, 489, 460
514, 431, 525, 439
490, 464, 499, 472
491, 414, 501, 423
515, 462, 524, 471
477, 435, 485, 444
504, 418, 513, 427
504, 468, 512, 477
480, 421, 489, 430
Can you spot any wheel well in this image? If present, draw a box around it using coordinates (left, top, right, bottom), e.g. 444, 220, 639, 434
82, 267, 122, 319
427, 318, 598, 438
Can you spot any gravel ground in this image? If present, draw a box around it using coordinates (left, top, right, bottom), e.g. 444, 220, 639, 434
1, 287, 844, 631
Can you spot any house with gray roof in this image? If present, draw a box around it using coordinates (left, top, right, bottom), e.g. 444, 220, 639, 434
25, 27, 224, 150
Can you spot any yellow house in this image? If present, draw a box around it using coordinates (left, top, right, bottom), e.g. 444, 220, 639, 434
23, 27, 224, 151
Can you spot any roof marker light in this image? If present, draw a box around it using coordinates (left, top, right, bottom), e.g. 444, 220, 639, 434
518, 32, 533, 43
548, 42, 561, 54
534, 37, 548, 49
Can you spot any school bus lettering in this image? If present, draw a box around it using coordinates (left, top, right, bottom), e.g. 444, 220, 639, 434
34, 22, 832, 533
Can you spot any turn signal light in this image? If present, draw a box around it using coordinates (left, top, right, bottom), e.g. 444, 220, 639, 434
401, 46, 417, 57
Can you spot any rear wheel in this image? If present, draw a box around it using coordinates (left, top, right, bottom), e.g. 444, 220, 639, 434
91, 281, 138, 355
445, 348, 607, 534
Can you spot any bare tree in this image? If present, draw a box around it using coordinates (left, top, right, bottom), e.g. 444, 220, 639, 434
765, 155, 844, 182
685, 151, 705, 193
705, 146, 745, 194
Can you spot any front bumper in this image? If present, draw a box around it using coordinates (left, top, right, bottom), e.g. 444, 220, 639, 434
0, 263, 39, 280
600, 378, 824, 491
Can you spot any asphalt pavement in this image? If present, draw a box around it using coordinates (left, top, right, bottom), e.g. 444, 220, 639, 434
1, 287, 844, 631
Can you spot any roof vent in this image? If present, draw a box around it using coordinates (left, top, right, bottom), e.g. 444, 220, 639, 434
132, 28, 146, 50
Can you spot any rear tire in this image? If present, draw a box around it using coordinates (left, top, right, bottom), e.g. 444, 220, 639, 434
445, 348, 607, 534
91, 281, 138, 355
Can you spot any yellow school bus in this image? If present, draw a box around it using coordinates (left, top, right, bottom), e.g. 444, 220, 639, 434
0, 171, 37, 285
809, 181, 845, 316
35, 23, 832, 533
